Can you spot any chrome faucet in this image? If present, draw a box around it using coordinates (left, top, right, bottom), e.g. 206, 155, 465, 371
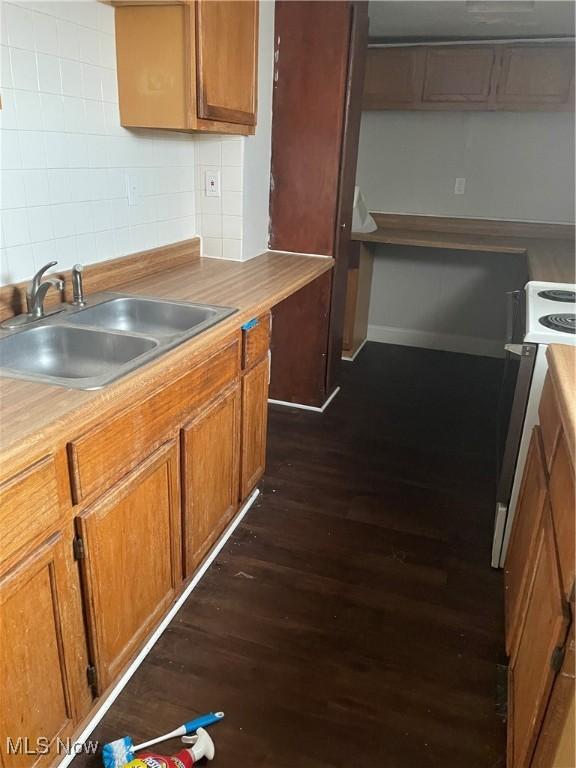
27, 261, 64, 318
1, 261, 64, 329
72, 263, 86, 307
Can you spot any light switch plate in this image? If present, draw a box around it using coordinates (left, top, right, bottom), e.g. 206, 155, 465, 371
454, 177, 466, 195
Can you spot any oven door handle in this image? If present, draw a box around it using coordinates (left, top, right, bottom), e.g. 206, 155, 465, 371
506, 290, 522, 344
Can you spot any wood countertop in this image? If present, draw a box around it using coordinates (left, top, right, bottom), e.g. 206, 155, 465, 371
0, 247, 333, 477
547, 344, 576, 467
352, 213, 575, 284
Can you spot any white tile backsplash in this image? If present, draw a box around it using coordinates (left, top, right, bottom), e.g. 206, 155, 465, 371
0, 0, 204, 285
0, 0, 261, 282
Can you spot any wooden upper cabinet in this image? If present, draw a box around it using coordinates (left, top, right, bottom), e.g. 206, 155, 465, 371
196, 0, 258, 126
422, 46, 496, 104
507, 508, 569, 768
363, 48, 424, 109
115, 1, 258, 134
496, 45, 575, 108
76, 441, 181, 693
363, 41, 574, 111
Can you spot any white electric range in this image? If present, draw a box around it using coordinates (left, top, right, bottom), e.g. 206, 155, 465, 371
492, 280, 576, 568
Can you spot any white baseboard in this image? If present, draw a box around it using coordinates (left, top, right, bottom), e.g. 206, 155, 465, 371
367, 324, 504, 358
342, 338, 368, 362
57, 488, 261, 767
268, 386, 341, 413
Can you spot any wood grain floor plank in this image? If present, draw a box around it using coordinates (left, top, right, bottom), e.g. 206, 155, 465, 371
71, 343, 505, 768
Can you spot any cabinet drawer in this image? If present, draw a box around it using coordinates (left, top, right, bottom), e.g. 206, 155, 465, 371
0, 455, 65, 570
539, 374, 562, 471
241, 313, 271, 370
69, 337, 240, 503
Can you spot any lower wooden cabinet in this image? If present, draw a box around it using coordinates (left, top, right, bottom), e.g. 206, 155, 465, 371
182, 385, 241, 576
76, 441, 181, 693
505, 428, 548, 655
507, 507, 569, 768
0, 533, 91, 768
240, 355, 269, 500
0, 328, 272, 762
504, 366, 575, 768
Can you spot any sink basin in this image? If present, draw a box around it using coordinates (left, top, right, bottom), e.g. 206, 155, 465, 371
0, 325, 157, 388
68, 296, 223, 337
0, 293, 237, 390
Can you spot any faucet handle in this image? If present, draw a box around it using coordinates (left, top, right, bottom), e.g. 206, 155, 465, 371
29, 261, 58, 295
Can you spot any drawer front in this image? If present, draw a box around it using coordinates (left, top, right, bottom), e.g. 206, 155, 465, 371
69, 337, 240, 503
538, 374, 562, 471
242, 313, 271, 370
0, 455, 65, 570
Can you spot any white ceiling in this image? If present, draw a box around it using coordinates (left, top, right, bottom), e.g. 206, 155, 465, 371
368, 1, 575, 40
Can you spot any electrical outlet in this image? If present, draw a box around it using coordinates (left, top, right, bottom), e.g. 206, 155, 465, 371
454, 177, 466, 195
205, 170, 221, 197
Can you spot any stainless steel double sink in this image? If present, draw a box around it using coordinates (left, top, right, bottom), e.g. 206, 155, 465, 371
0, 294, 237, 389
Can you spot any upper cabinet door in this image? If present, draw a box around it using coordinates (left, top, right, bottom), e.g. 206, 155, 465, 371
195, 0, 258, 126
422, 46, 496, 104
497, 45, 575, 108
363, 48, 424, 109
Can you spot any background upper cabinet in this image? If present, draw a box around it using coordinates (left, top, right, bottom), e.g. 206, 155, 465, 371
422, 46, 496, 104
363, 42, 574, 111
115, 1, 258, 134
496, 45, 575, 108
363, 47, 424, 109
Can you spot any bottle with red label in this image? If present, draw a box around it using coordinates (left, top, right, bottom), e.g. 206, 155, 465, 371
125, 728, 215, 768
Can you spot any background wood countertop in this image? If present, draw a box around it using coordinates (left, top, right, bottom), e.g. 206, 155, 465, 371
0, 248, 333, 478
352, 213, 575, 284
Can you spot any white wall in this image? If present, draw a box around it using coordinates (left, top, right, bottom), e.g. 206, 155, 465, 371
357, 110, 575, 223
367, 245, 528, 357
0, 0, 197, 285
356, 109, 574, 357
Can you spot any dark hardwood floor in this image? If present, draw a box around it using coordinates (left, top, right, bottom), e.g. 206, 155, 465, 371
72, 343, 506, 768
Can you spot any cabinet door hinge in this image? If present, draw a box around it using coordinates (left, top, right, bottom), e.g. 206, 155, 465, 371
86, 664, 97, 693
551, 645, 566, 673
73, 536, 85, 560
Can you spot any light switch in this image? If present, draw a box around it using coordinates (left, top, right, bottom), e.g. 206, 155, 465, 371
205, 170, 221, 198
